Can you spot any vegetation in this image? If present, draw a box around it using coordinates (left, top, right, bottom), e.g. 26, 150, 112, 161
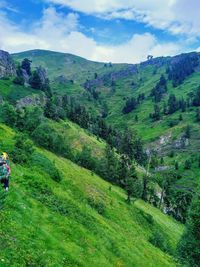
0, 50, 200, 265
0, 123, 183, 266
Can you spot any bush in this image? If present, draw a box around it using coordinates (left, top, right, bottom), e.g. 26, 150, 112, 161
30, 152, 61, 182
13, 76, 24, 85
87, 197, 106, 215
32, 122, 73, 159
149, 229, 172, 254
11, 134, 34, 164
168, 119, 179, 127
184, 159, 191, 169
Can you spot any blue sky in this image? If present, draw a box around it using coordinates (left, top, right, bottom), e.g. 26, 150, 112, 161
0, 0, 200, 63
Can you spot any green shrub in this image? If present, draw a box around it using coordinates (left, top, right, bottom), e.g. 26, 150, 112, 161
87, 196, 106, 215
11, 133, 34, 164
30, 152, 61, 182
32, 122, 73, 159
149, 229, 172, 254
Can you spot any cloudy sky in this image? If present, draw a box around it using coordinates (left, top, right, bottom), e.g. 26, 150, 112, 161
0, 0, 200, 63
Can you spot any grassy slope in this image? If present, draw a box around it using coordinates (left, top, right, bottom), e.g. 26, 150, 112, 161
12, 50, 127, 83
0, 123, 183, 267
10, 50, 200, 189
0, 79, 37, 104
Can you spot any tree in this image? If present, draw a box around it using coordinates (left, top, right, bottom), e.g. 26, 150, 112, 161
175, 161, 179, 170
13, 65, 25, 85
20, 106, 44, 133
184, 159, 191, 169
168, 94, 179, 114
0, 103, 17, 126
192, 86, 200, 106
21, 58, 32, 76
151, 104, 161, 121
196, 109, 200, 122
185, 125, 191, 139
44, 99, 59, 121
76, 146, 96, 170
29, 71, 42, 89
11, 134, 34, 164
125, 165, 142, 203
151, 75, 167, 102
177, 193, 200, 267
122, 97, 137, 114
100, 145, 118, 183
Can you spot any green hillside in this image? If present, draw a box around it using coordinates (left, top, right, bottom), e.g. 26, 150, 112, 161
11, 50, 200, 189
12, 50, 127, 83
0, 49, 199, 266
0, 123, 183, 267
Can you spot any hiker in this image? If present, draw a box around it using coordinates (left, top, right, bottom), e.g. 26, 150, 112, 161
0, 161, 11, 191
2, 152, 9, 164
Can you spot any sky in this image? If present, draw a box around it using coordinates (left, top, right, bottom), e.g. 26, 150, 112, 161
0, 0, 200, 63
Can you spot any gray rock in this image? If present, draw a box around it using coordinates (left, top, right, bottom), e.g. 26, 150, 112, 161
16, 94, 47, 109
83, 65, 138, 89
54, 75, 69, 84
155, 166, 172, 172
36, 66, 47, 85
0, 50, 16, 78
173, 136, 189, 149
21, 68, 30, 86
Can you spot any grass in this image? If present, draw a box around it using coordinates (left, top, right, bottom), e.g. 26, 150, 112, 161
0, 123, 184, 266
0, 79, 36, 104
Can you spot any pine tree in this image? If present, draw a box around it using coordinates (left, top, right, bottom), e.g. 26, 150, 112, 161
102, 145, 118, 183
29, 71, 42, 89
177, 194, 200, 267
21, 58, 32, 76
196, 109, 200, 122
125, 165, 142, 203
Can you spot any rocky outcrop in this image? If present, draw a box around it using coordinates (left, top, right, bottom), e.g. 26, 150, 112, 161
16, 94, 47, 109
21, 68, 30, 86
54, 75, 69, 84
36, 66, 47, 85
147, 132, 189, 156
173, 136, 189, 149
83, 65, 138, 89
0, 50, 16, 78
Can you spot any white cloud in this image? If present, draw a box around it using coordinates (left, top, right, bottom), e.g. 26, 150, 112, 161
44, 0, 200, 38
0, 7, 182, 63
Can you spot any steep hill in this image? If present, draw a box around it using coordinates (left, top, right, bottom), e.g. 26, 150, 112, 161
12, 50, 200, 175
1, 49, 199, 265
12, 50, 127, 83
0, 123, 183, 267
10, 49, 200, 225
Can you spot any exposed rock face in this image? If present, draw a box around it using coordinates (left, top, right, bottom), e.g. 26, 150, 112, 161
147, 132, 189, 156
0, 50, 16, 78
154, 166, 172, 172
16, 94, 47, 109
83, 65, 138, 89
36, 66, 47, 85
54, 75, 69, 84
173, 136, 189, 149
21, 68, 30, 86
